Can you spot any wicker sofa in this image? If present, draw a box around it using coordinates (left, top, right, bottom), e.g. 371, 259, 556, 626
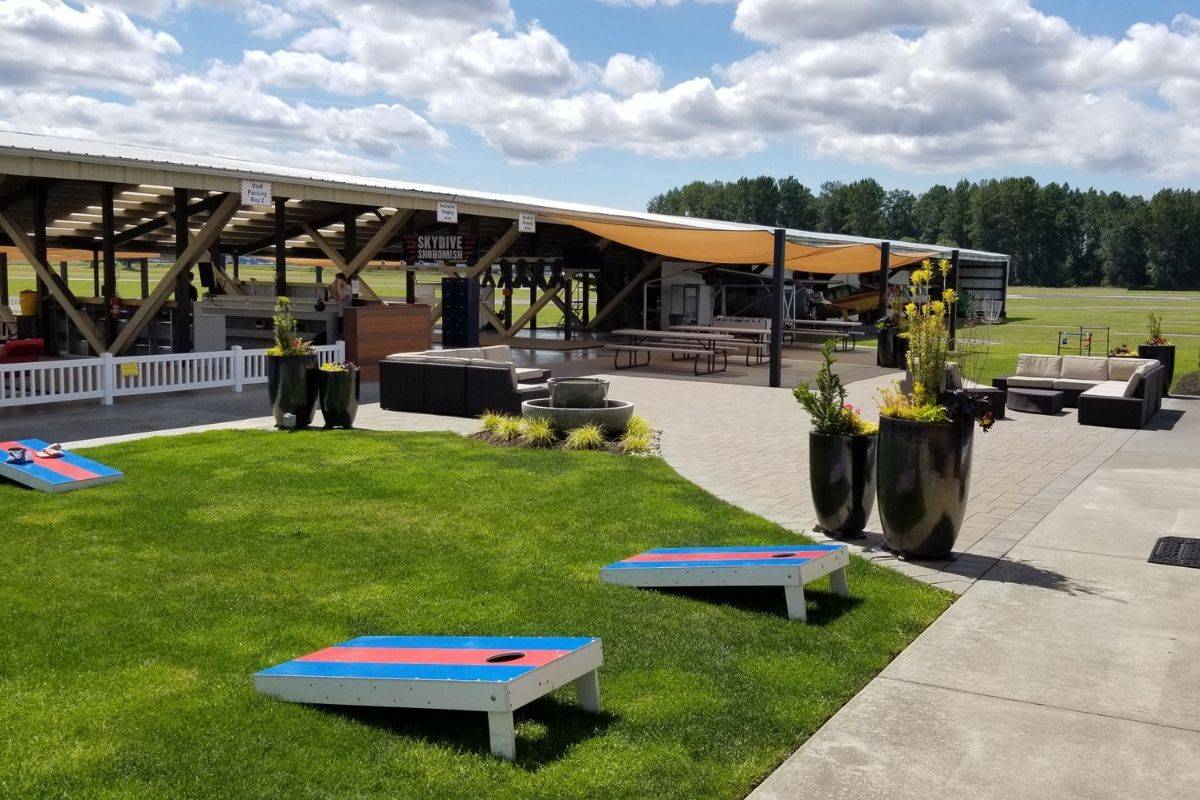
379, 345, 549, 417
992, 354, 1164, 428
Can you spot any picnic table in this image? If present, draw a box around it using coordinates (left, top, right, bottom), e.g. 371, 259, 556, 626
608, 328, 734, 374
786, 318, 868, 350
669, 324, 770, 366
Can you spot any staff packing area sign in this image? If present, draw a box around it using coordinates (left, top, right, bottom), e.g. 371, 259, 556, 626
240, 178, 273, 207
403, 228, 478, 263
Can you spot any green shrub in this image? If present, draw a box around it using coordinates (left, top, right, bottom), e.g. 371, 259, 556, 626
479, 412, 505, 436
624, 415, 652, 438
618, 431, 653, 454
563, 423, 606, 451
494, 416, 524, 443
519, 417, 558, 448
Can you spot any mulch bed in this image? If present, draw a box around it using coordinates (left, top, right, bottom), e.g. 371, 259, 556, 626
470, 430, 662, 456
1174, 370, 1200, 396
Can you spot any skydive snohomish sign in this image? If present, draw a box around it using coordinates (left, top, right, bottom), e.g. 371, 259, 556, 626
415, 233, 465, 261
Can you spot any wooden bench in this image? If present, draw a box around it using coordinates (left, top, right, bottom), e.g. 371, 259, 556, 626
605, 344, 729, 374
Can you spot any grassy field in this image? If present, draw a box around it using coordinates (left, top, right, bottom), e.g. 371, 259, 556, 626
2, 262, 590, 330
0, 430, 951, 800
959, 287, 1200, 391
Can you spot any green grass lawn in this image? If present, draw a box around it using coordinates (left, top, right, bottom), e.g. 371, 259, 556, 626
0, 430, 950, 800
960, 287, 1200, 391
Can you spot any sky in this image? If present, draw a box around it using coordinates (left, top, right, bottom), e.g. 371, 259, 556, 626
2, 0, 1199, 211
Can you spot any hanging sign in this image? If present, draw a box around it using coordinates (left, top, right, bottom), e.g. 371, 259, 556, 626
402, 228, 478, 263
437, 201, 459, 223
240, 178, 273, 207
518, 212, 536, 233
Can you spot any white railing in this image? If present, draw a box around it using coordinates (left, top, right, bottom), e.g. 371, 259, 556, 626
1, 341, 345, 408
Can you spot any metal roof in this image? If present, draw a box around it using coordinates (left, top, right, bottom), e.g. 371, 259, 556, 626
0, 131, 1008, 263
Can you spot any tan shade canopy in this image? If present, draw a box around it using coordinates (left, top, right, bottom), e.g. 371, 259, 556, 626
550, 216, 932, 274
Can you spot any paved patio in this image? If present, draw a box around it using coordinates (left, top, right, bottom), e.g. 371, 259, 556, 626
3, 353, 1198, 799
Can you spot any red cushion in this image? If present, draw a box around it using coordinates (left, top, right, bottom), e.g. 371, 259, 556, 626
0, 338, 44, 364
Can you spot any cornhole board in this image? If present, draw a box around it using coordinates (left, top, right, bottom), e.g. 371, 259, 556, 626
253, 635, 603, 760
0, 439, 123, 494
601, 544, 850, 622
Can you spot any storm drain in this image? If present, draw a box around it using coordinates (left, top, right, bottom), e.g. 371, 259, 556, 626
1148, 537, 1200, 569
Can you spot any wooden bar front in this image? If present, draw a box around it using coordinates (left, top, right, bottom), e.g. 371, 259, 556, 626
344, 304, 431, 381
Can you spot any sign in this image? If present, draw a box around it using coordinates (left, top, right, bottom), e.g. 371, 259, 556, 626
119, 362, 140, 378
437, 201, 459, 224
518, 212, 536, 233
403, 228, 478, 263
240, 178, 273, 207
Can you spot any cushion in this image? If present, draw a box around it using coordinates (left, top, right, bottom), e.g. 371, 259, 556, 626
1107, 358, 1156, 381
438, 347, 484, 360
1060, 356, 1109, 382
1007, 376, 1056, 389
425, 356, 470, 366
1016, 354, 1062, 378
1083, 381, 1129, 398
481, 345, 514, 363
515, 368, 544, 382
385, 352, 428, 362
1052, 378, 1101, 392
1125, 364, 1153, 398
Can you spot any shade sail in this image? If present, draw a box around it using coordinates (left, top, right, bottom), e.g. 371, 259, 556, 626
549, 216, 931, 275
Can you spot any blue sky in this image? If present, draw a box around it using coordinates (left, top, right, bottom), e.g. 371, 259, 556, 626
2, 0, 1199, 211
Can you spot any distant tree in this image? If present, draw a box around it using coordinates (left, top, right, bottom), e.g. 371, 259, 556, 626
1144, 189, 1200, 289
882, 189, 919, 241
777, 176, 819, 230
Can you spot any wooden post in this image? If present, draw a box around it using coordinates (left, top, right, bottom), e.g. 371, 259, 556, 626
563, 272, 573, 341
948, 249, 960, 350
406, 270, 415, 304
173, 188, 192, 352
343, 209, 358, 265
583, 272, 591, 325
0, 251, 7, 307
274, 197, 287, 297
530, 270, 538, 332
59, 261, 68, 284
500, 261, 513, 329
770, 229, 786, 389
33, 185, 49, 345
102, 183, 117, 343
140, 259, 149, 298
232, 253, 239, 280
91, 249, 100, 298
877, 241, 891, 320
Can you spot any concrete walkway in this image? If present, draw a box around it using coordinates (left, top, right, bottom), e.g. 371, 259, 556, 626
749, 396, 1200, 800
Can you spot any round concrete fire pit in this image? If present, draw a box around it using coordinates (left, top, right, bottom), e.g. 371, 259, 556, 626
548, 377, 610, 408
522, 398, 635, 436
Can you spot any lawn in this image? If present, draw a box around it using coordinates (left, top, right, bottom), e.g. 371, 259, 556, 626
0, 430, 950, 800
956, 287, 1200, 391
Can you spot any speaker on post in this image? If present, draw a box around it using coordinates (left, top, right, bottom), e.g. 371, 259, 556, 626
441, 276, 479, 348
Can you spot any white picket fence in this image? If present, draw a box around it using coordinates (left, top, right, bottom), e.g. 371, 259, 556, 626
0, 342, 345, 408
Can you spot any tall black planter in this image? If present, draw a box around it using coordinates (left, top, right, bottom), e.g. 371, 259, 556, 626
876, 328, 909, 369
319, 369, 360, 429
266, 354, 319, 429
809, 432, 876, 537
1138, 344, 1175, 396
876, 415, 974, 559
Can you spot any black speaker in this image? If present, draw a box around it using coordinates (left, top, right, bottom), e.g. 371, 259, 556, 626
441, 277, 479, 347
198, 261, 216, 292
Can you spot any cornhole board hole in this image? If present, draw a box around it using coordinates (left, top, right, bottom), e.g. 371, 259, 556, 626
601, 545, 850, 622
0, 439, 123, 493
253, 635, 603, 760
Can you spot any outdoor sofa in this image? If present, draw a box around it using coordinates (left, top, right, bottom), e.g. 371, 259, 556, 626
379, 345, 549, 417
992, 354, 1164, 429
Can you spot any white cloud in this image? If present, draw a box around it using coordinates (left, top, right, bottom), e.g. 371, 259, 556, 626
1, 0, 1200, 182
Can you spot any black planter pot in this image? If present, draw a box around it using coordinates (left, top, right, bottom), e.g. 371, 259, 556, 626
1137, 344, 1175, 396
319, 369, 360, 428
876, 328, 910, 369
809, 432, 877, 537
876, 415, 974, 559
266, 354, 319, 429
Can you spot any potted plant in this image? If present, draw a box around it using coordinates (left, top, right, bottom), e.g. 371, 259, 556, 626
876, 259, 994, 560
318, 361, 360, 429
874, 292, 909, 368
265, 297, 318, 429
1137, 313, 1174, 396
794, 341, 878, 538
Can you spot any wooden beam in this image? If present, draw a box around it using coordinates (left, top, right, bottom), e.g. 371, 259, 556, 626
588, 257, 663, 329
110, 193, 239, 354
504, 282, 561, 337
0, 209, 107, 354
101, 183, 117, 344
0, 251, 8, 307
299, 223, 349, 272
479, 301, 506, 334
344, 209, 414, 278
463, 223, 520, 280
234, 207, 350, 257
0, 179, 58, 211
113, 193, 224, 247
274, 198, 288, 297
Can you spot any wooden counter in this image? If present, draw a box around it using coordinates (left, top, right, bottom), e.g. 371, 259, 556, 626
344, 303, 431, 381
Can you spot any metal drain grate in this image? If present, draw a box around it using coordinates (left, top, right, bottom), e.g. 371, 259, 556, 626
1148, 537, 1200, 569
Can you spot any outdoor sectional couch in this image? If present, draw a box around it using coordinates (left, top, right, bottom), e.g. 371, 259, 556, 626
379, 345, 549, 417
992, 354, 1165, 429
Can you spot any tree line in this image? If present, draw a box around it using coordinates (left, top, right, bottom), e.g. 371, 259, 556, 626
646, 176, 1200, 289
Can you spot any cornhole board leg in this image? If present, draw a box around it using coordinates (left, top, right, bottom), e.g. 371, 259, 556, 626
575, 669, 601, 712
783, 585, 808, 621
488, 711, 517, 760
829, 566, 850, 597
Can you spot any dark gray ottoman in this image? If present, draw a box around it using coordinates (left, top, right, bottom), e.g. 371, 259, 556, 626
1007, 388, 1065, 414
967, 387, 1007, 419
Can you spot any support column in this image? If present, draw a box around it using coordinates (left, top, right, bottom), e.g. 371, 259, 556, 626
102, 183, 117, 344
948, 248, 960, 349
91, 249, 100, 298
530, 271, 538, 333
563, 272, 573, 341
173, 188, 192, 352
59, 261, 68, 284
769, 228, 786, 389
877, 241, 891, 320
232, 253, 240, 280
140, 259, 150, 299
274, 197, 288, 297
582, 273, 591, 325
33, 185, 49, 345
406, 270, 415, 304
0, 251, 7, 307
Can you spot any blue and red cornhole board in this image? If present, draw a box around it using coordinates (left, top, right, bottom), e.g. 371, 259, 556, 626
0, 439, 123, 494
601, 545, 850, 622
253, 635, 603, 760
